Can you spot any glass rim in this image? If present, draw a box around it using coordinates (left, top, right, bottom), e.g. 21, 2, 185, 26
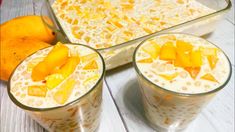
133, 32, 232, 97
41, 0, 231, 51
7, 43, 106, 112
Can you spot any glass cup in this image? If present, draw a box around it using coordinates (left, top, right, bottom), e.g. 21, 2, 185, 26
7, 44, 105, 132
133, 33, 232, 132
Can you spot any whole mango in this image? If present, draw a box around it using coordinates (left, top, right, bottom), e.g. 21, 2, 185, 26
0, 15, 55, 43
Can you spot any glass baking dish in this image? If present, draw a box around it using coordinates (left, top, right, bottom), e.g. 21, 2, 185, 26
41, 0, 231, 70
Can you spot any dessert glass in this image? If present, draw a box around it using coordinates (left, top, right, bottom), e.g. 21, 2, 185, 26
133, 33, 232, 131
7, 44, 105, 132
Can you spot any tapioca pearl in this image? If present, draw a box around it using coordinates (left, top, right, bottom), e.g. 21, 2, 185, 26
35, 100, 43, 106
11, 86, 19, 93
26, 98, 35, 106
181, 86, 188, 91
20, 93, 26, 98
194, 81, 201, 87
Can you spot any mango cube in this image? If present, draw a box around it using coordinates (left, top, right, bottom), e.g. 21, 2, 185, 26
199, 47, 217, 56
80, 53, 98, 63
184, 67, 201, 79
59, 57, 80, 77
176, 40, 193, 52
46, 74, 64, 90
44, 42, 69, 69
207, 55, 218, 70
191, 50, 202, 67
31, 61, 49, 81
137, 58, 153, 63
83, 60, 98, 70
159, 42, 176, 60
200, 73, 218, 83
175, 52, 192, 67
53, 79, 76, 104
28, 85, 47, 97
142, 41, 161, 59
158, 72, 178, 81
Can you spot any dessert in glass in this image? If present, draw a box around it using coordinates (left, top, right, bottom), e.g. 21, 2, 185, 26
8, 42, 105, 132
44, 0, 231, 70
133, 33, 232, 131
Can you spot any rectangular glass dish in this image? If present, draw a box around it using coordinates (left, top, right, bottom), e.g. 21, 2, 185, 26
41, 0, 231, 70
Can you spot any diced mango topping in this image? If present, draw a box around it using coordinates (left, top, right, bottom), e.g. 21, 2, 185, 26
176, 40, 193, 52
207, 55, 218, 70
83, 60, 98, 70
28, 85, 47, 97
158, 73, 178, 81
53, 79, 76, 104
137, 58, 153, 63
142, 41, 161, 59
184, 67, 201, 79
58, 57, 80, 77
159, 42, 176, 60
83, 74, 100, 86
200, 73, 218, 83
46, 74, 64, 90
199, 47, 217, 56
31, 42, 69, 81
80, 53, 98, 62
175, 51, 192, 67
190, 50, 202, 67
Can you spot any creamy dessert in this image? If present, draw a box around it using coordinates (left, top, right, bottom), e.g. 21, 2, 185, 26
51, 0, 216, 70
134, 34, 231, 130
9, 42, 104, 131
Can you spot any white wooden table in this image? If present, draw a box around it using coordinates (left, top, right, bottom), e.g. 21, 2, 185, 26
0, 0, 234, 132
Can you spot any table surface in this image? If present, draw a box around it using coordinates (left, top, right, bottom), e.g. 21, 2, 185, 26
0, 0, 234, 132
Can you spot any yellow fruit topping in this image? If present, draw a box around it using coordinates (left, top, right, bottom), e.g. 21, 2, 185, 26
83, 60, 98, 70
83, 74, 100, 86
200, 73, 218, 83
159, 42, 176, 60
199, 47, 217, 56
31, 61, 49, 81
80, 53, 98, 62
184, 67, 201, 79
207, 55, 218, 70
142, 41, 161, 59
158, 73, 178, 81
28, 85, 47, 97
175, 51, 192, 67
58, 57, 80, 77
176, 40, 193, 52
137, 58, 153, 63
191, 50, 202, 67
53, 79, 76, 104
46, 74, 64, 90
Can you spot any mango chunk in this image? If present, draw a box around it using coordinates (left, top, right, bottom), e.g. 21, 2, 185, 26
31, 61, 49, 81
46, 74, 64, 90
184, 67, 201, 79
80, 53, 98, 63
199, 47, 217, 56
176, 40, 193, 52
159, 42, 176, 60
175, 52, 192, 67
53, 79, 76, 105
83, 60, 98, 70
200, 73, 218, 83
137, 58, 153, 63
28, 85, 47, 97
207, 55, 218, 70
44, 42, 69, 68
142, 41, 161, 59
158, 72, 178, 81
83, 74, 100, 86
191, 50, 202, 67
58, 57, 80, 77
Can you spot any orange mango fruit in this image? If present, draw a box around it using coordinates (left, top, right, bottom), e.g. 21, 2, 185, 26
28, 85, 47, 97
159, 42, 176, 60
142, 41, 161, 59
137, 58, 153, 63
176, 40, 193, 52
46, 74, 64, 90
58, 57, 80, 77
158, 72, 178, 80
200, 73, 218, 83
31, 61, 49, 81
207, 55, 218, 70
184, 67, 201, 79
80, 53, 98, 63
53, 79, 76, 104
83, 60, 98, 70
191, 50, 202, 67
175, 52, 192, 67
